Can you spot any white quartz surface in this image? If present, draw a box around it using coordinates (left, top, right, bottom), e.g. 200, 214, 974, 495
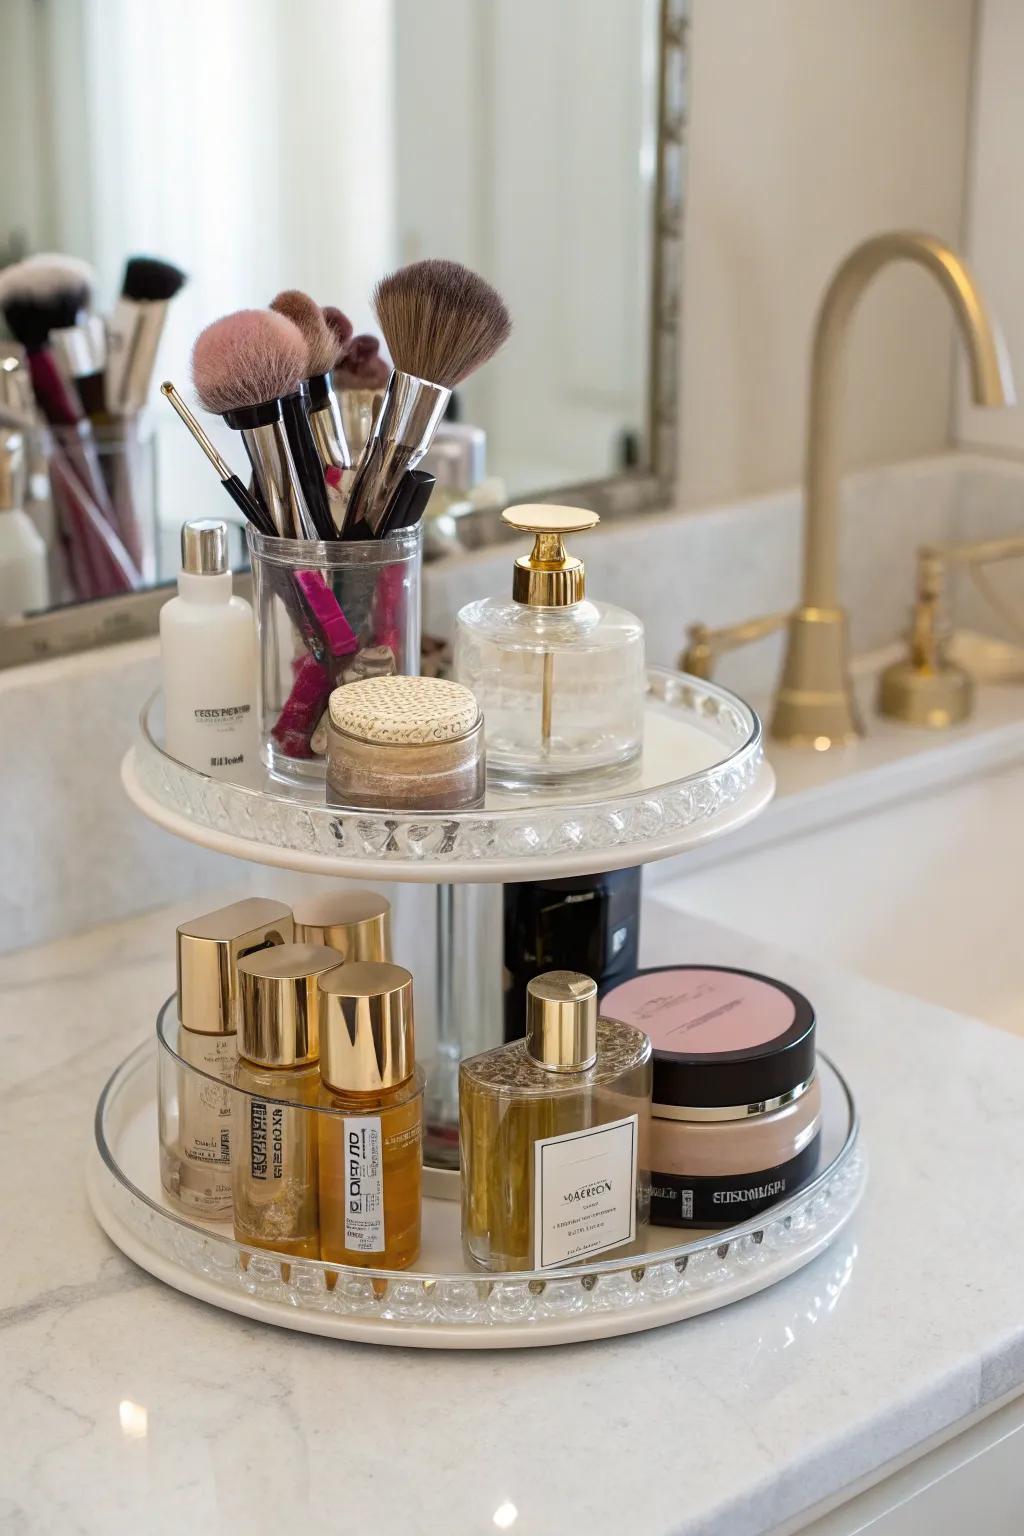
5, 891, 1024, 1535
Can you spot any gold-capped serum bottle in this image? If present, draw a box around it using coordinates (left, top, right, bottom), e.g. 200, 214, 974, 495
459, 971, 652, 1272
453, 505, 646, 790
164, 898, 294, 1218
233, 943, 342, 1264
317, 961, 424, 1272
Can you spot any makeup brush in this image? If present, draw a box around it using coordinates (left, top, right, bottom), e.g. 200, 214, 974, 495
334, 332, 391, 390
50, 315, 108, 420
268, 290, 342, 534
106, 255, 186, 416
343, 259, 510, 539
191, 308, 319, 540
0, 253, 94, 424
160, 381, 274, 535
0, 255, 139, 596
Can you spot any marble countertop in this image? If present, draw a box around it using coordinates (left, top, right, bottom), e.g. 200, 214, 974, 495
5, 888, 1024, 1536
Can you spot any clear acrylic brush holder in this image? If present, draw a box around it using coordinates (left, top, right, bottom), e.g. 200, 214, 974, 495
247, 525, 422, 787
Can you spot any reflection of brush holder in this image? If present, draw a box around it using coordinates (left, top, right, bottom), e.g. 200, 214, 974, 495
48, 418, 155, 601
248, 524, 422, 787
94, 417, 158, 583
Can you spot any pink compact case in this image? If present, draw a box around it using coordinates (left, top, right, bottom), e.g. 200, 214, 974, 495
601, 965, 821, 1227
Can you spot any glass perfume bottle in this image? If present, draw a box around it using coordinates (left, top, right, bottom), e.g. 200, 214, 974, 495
233, 943, 342, 1263
317, 961, 423, 1271
163, 898, 294, 1219
459, 971, 652, 1272
454, 505, 645, 789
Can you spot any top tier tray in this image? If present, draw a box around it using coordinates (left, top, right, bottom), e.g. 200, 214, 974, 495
122, 666, 773, 883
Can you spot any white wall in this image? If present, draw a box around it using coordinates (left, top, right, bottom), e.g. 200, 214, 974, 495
956, 0, 1024, 453
679, 0, 977, 509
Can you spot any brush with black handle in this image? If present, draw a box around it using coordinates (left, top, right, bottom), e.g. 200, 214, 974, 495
341, 259, 510, 540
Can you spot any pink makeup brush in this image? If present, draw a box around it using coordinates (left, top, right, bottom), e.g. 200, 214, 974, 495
192, 308, 318, 539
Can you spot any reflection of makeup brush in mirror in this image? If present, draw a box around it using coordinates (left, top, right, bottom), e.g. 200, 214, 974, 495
270, 290, 347, 530
106, 255, 186, 416
49, 314, 108, 420
0, 253, 94, 424
343, 260, 511, 540
160, 381, 274, 535
191, 309, 319, 540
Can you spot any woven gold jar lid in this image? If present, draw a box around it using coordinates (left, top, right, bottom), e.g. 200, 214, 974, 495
328, 675, 480, 746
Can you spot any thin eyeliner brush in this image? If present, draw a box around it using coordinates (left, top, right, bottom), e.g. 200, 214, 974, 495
161, 381, 276, 536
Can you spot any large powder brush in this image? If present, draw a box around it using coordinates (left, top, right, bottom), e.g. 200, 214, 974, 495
192, 308, 318, 539
343, 259, 510, 538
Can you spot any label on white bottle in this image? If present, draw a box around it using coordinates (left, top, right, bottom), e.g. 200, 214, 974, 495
343, 1116, 385, 1253
533, 1114, 638, 1268
191, 703, 254, 772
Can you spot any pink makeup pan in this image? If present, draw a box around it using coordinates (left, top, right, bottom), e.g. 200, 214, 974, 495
601, 966, 821, 1228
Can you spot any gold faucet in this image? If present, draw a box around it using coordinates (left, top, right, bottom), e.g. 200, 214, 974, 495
682, 231, 1014, 747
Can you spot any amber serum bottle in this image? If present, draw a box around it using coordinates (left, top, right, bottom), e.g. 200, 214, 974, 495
317, 961, 423, 1271
233, 943, 341, 1263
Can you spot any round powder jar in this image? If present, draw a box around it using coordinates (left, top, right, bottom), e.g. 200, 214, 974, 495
601, 966, 821, 1228
326, 675, 485, 811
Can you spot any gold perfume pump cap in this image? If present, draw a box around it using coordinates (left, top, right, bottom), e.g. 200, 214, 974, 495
176, 898, 294, 1036
526, 971, 598, 1071
237, 942, 341, 1067
503, 505, 600, 607
318, 961, 415, 1094
293, 889, 392, 963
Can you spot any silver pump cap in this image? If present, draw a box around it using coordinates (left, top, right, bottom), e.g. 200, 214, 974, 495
181, 518, 228, 575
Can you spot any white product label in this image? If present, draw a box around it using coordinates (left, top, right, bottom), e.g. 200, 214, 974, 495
192, 703, 254, 772
534, 1114, 639, 1269
343, 1116, 385, 1253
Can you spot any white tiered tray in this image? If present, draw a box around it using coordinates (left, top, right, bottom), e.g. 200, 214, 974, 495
88, 1026, 865, 1350
121, 666, 774, 881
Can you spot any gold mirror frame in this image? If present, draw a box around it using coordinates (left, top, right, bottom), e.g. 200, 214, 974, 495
0, 0, 688, 669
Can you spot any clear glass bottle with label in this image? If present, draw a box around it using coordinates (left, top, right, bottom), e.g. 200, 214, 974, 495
454, 506, 645, 790
459, 971, 652, 1272
317, 961, 423, 1271
162, 898, 294, 1219
233, 943, 342, 1264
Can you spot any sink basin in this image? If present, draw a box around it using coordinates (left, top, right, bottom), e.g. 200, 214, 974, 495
658, 757, 1023, 1033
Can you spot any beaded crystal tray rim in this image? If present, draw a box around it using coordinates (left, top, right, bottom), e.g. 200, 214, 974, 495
132, 668, 764, 867
93, 1037, 864, 1331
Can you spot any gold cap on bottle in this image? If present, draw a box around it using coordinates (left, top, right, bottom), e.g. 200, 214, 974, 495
526, 971, 598, 1072
503, 505, 599, 608
318, 961, 415, 1094
293, 889, 392, 962
237, 942, 341, 1067
176, 898, 294, 1036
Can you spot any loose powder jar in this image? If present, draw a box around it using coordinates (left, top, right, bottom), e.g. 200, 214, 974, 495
325, 675, 485, 811
601, 965, 821, 1227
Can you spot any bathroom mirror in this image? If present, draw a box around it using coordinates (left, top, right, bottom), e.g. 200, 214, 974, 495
0, 0, 686, 665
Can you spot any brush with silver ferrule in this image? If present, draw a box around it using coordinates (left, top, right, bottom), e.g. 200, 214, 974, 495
106, 255, 186, 416
50, 314, 108, 420
270, 290, 344, 535
342, 259, 511, 540
191, 308, 319, 540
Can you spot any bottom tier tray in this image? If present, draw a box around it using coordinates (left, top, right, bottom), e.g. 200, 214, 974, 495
88, 1033, 866, 1349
